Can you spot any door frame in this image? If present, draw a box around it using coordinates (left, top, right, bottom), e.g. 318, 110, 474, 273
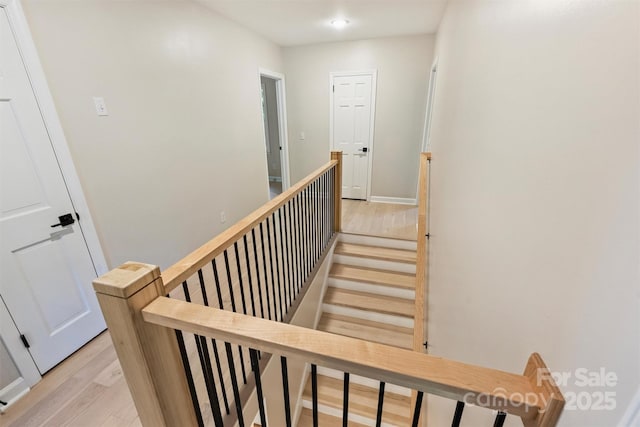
329, 70, 378, 201
1, 0, 108, 386
420, 58, 438, 153
258, 68, 291, 194
416, 58, 438, 201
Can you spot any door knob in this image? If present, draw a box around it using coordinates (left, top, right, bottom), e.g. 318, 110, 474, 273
358, 147, 368, 153
51, 213, 75, 228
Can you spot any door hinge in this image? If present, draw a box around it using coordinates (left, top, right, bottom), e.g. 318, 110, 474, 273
332, 85, 335, 93
20, 334, 30, 349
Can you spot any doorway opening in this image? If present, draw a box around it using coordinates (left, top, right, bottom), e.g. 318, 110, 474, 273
259, 69, 290, 200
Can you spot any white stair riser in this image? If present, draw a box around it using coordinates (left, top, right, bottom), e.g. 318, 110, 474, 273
328, 278, 415, 300
339, 233, 417, 251
332, 254, 416, 274
322, 304, 414, 329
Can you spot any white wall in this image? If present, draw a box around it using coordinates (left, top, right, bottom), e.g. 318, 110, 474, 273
427, 1, 639, 426
283, 35, 434, 200
22, 0, 283, 270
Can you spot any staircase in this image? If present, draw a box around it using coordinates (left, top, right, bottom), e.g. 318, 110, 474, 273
298, 233, 418, 426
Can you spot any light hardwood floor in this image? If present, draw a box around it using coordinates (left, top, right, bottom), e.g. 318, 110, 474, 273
1, 200, 416, 427
341, 200, 417, 241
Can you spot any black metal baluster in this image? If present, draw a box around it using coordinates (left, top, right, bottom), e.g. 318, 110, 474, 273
271, 213, 285, 319
285, 201, 294, 303
250, 349, 268, 427
233, 242, 249, 316
320, 173, 325, 250
175, 329, 204, 427
295, 193, 304, 291
223, 250, 247, 385
342, 372, 350, 427
280, 357, 292, 427
493, 411, 507, 427
317, 178, 322, 259
375, 382, 386, 427
266, 216, 282, 321
224, 342, 245, 427
451, 401, 465, 427
278, 208, 291, 309
223, 250, 237, 312
242, 235, 257, 317
259, 223, 273, 320
197, 269, 208, 305
210, 339, 230, 414
330, 170, 335, 233
199, 336, 224, 427
312, 180, 318, 264
305, 187, 312, 277
211, 260, 225, 309
251, 229, 266, 319
273, 208, 289, 314
313, 180, 319, 265
412, 391, 425, 427
311, 364, 318, 427
192, 275, 230, 415
319, 173, 326, 254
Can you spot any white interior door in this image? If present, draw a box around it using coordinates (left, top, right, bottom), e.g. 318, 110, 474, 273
0, 9, 105, 374
332, 73, 374, 200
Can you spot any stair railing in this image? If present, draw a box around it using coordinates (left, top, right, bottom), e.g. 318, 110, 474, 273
93, 150, 564, 427
93, 152, 342, 426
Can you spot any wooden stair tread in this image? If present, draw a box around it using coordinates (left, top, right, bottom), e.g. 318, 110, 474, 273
330, 263, 415, 289
303, 375, 411, 425
324, 288, 414, 318
297, 408, 368, 427
334, 243, 417, 264
318, 313, 413, 349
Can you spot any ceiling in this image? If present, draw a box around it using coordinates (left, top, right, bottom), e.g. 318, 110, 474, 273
195, 0, 449, 47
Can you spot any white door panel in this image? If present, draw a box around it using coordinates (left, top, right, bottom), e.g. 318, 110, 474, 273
0, 10, 105, 373
332, 74, 374, 200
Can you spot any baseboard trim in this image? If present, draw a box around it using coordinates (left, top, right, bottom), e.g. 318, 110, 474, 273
369, 196, 417, 205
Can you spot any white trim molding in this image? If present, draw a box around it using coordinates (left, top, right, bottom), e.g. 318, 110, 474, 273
1, 0, 108, 276
329, 69, 378, 202
370, 196, 417, 206
618, 387, 640, 426
258, 68, 291, 195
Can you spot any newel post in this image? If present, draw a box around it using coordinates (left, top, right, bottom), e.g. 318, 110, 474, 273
331, 150, 343, 232
93, 262, 197, 427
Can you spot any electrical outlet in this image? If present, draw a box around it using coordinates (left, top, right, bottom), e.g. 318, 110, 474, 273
220, 211, 226, 223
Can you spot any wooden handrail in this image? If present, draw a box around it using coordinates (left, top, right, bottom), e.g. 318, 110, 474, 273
142, 296, 565, 426
414, 152, 431, 353
162, 157, 339, 293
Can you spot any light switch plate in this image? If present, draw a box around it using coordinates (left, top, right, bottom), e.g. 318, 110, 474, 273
93, 97, 109, 116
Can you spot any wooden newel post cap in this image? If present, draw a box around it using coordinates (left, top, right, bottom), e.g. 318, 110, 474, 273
93, 262, 161, 299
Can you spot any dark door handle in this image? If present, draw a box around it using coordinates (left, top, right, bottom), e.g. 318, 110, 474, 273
51, 213, 75, 228
362, 147, 368, 153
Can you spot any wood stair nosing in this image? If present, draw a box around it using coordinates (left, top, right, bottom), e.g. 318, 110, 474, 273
317, 313, 413, 350
334, 242, 417, 264
329, 263, 416, 290
323, 287, 414, 318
